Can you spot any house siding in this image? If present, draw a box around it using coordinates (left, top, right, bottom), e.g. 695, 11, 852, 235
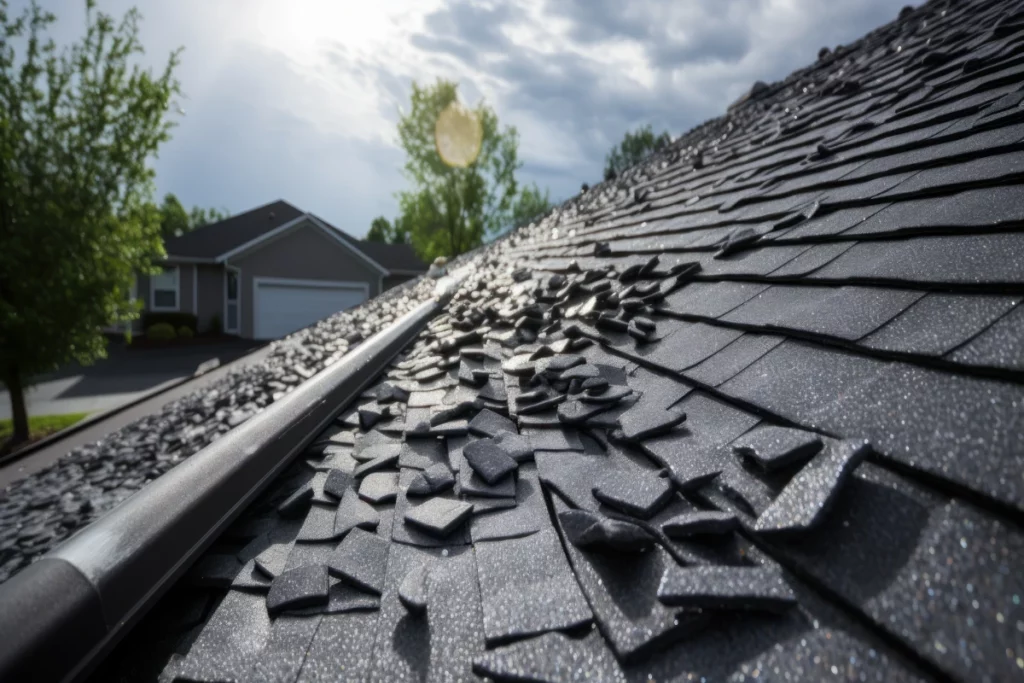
228, 220, 382, 339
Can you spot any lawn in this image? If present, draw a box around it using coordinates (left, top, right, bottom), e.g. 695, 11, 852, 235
0, 412, 89, 446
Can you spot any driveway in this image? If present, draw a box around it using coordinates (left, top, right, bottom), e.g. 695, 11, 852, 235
0, 339, 263, 420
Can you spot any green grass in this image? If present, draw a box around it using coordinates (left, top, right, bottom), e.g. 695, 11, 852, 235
0, 412, 89, 443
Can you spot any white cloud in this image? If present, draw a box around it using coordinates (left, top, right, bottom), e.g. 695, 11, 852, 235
13, 0, 918, 236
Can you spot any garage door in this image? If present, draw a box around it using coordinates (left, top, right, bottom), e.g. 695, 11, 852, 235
254, 279, 368, 340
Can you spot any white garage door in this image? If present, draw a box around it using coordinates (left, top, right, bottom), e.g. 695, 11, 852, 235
254, 279, 368, 340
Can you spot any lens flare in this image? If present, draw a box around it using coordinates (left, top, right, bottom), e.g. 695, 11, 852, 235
435, 102, 482, 168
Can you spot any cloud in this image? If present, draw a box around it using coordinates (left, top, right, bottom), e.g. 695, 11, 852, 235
14, 0, 918, 237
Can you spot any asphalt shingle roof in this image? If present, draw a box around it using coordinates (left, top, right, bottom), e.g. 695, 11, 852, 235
163, 200, 426, 274
92, 1, 1024, 681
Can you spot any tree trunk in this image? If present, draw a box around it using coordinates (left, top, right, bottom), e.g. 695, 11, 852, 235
5, 365, 29, 445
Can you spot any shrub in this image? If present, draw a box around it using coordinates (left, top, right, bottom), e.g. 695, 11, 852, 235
142, 311, 197, 333
207, 314, 222, 336
146, 322, 176, 341
177, 326, 194, 339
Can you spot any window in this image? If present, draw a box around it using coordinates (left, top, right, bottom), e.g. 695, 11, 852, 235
225, 269, 239, 333
151, 266, 179, 311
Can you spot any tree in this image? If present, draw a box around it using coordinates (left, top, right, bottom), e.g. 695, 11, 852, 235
157, 193, 228, 239
189, 204, 228, 228
511, 182, 553, 229
604, 124, 672, 180
159, 193, 189, 239
395, 79, 520, 262
0, 0, 181, 445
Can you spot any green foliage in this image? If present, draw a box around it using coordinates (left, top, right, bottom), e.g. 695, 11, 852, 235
159, 192, 189, 238
0, 0, 181, 442
207, 314, 222, 336
176, 325, 193, 339
189, 204, 228, 228
395, 79, 520, 262
604, 124, 672, 180
511, 182, 553, 229
366, 215, 408, 244
141, 311, 196, 332
0, 412, 88, 444
158, 192, 228, 239
146, 322, 176, 340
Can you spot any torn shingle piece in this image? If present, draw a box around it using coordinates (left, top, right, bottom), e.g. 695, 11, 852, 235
296, 505, 342, 543
404, 497, 474, 538
334, 489, 380, 537
617, 405, 686, 442
398, 564, 431, 615
537, 450, 619, 512
357, 471, 399, 504
352, 447, 401, 478
322, 468, 351, 499
406, 462, 456, 497
661, 510, 740, 538
398, 436, 447, 470
351, 441, 402, 464
473, 631, 626, 683
471, 464, 546, 542
266, 564, 330, 616
732, 424, 823, 471
254, 543, 291, 579
327, 527, 390, 595
592, 469, 675, 519
552, 496, 708, 661
754, 439, 870, 532
458, 441, 517, 499
474, 529, 593, 644
468, 407, 518, 437
558, 508, 654, 552
395, 469, 474, 546
717, 462, 777, 517
657, 564, 796, 612
277, 482, 314, 519
463, 439, 519, 484
364, 543, 436, 681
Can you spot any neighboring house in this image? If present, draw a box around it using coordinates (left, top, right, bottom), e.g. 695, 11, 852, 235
136, 200, 426, 340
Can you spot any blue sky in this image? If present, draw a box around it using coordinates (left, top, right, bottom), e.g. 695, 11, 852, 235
21, 0, 918, 237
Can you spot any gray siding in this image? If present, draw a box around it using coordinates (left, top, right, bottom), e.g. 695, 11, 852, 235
229, 220, 382, 339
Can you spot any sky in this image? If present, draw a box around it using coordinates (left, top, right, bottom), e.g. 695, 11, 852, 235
18, 0, 919, 238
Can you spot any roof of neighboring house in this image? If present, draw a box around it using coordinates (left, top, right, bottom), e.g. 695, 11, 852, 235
164, 200, 427, 274
56, 0, 1024, 681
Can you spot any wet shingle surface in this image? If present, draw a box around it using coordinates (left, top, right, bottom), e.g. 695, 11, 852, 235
90, 2, 1024, 680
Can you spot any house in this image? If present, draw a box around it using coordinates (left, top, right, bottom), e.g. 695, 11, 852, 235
137, 200, 426, 340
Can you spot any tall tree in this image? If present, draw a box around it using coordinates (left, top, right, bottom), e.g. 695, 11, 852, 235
395, 79, 520, 262
157, 193, 227, 239
511, 182, 553, 229
366, 215, 408, 244
0, 0, 181, 445
159, 193, 190, 239
604, 124, 672, 180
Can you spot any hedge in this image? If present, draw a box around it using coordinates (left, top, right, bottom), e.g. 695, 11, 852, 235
142, 311, 197, 333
